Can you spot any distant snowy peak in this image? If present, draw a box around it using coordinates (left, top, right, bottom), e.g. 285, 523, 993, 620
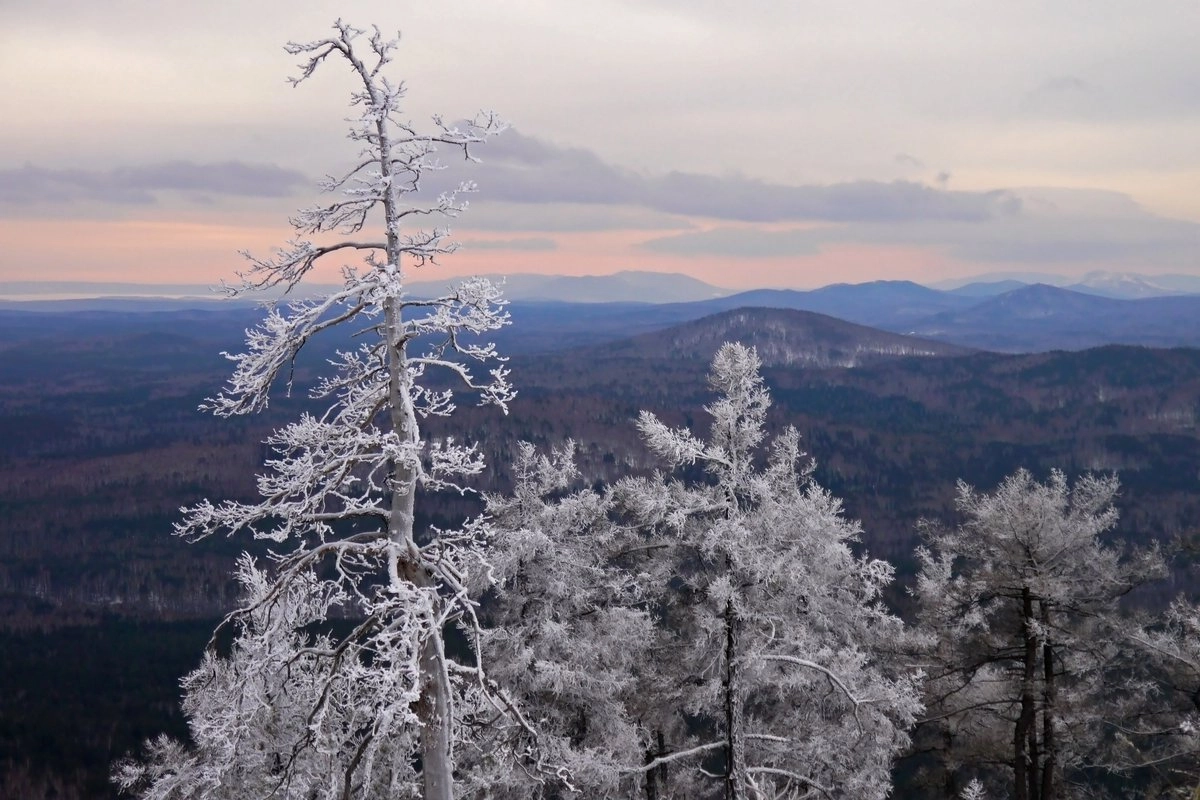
933, 270, 1200, 300
1067, 271, 1190, 299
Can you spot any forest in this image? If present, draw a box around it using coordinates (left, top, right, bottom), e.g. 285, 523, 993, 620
4, 19, 1200, 800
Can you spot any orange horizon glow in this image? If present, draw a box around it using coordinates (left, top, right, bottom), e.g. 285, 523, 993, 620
3, 207, 1191, 296
0, 216, 1065, 293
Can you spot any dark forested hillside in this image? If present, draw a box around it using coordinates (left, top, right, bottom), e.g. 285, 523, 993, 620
3, 305, 1200, 797
4, 306, 1198, 626
586, 306, 973, 367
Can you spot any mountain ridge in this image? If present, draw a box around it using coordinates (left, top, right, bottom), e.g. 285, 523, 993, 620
10, 275, 1200, 353
587, 306, 973, 368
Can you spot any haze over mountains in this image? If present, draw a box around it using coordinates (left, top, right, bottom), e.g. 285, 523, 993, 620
7, 268, 1200, 304
8, 270, 1200, 353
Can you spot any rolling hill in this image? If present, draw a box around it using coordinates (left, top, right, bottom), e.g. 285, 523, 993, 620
587, 306, 973, 367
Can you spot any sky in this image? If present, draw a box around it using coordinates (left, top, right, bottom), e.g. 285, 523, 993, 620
2, 0, 1198, 292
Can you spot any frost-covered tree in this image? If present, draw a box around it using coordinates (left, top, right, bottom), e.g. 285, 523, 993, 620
915, 469, 1165, 800
1114, 599, 1200, 796
960, 779, 989, 800
115, 556, 415, 798
463, 441, 657, 797
615, 343, 923, 800
114, 20, 527, 800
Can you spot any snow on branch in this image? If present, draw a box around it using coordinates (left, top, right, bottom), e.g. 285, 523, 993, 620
127, 19, 528, 800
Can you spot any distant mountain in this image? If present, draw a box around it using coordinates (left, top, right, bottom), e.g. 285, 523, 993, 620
408, 270, 731, 303
929, 272, 1068, 291
13, 273, 1200, 355
681, 280, 979, 329
945, 283, 1120, 322
909, 284, 1200, 351
779, 280, 975, 327
1141, 274, 1200, 294
1066, 271, 1194, 299
592, 306, 973, 367
490, 281, 980, 355
945, 280, 1029, 297
931, 270, 1200, 299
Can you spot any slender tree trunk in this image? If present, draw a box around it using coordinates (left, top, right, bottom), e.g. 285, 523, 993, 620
724, 597, 746, 800
944, 730, 957, 799
386, 292, 455, 800
645, 730, 668, 800
644, 748, 658, 800
657, 730, 669, 798
378, 84, 456, 794
417, 625, 455, 800
1014, 586, 1038, 800
1040, 603, 1057, 800
1028, 721, 1040, 800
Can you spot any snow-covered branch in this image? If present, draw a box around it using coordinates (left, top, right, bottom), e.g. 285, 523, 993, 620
613, 343, 923, 800
123, 19, 521, 800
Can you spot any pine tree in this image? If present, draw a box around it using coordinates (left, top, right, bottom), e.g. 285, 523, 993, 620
464, 441, 657, 797
915, 469, 1165, 800
616, 343, 922, 800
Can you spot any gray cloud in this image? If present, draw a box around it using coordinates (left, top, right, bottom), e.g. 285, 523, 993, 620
474, 132, 638, 206
640, 188, 1200, 267
649, 173, 1018, 222
0, 162, 309, 206
470, 130, 1021, 224
461, 237, 557, 251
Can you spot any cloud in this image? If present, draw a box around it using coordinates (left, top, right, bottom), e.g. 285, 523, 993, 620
0, 162, 310, 206
460, 237, 557, 251
468, 130, 1022, 224
640, 188, 1200, 267
648, 173, 1018, 222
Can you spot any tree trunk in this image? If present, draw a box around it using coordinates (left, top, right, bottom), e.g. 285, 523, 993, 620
1040, 603, 1057, 800
724, 597, 746, 800
1014, 586, 1038, 800
644, 748, 658, 800
417, 627, 455, 800
657, 730, 669, 797
1028, 720, 1040, 800
380, 98, 456, 791
386, 294, 455, 800
645, 730, 668, 800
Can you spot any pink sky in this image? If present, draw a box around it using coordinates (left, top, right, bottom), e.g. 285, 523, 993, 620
0, 216, 1079, 292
